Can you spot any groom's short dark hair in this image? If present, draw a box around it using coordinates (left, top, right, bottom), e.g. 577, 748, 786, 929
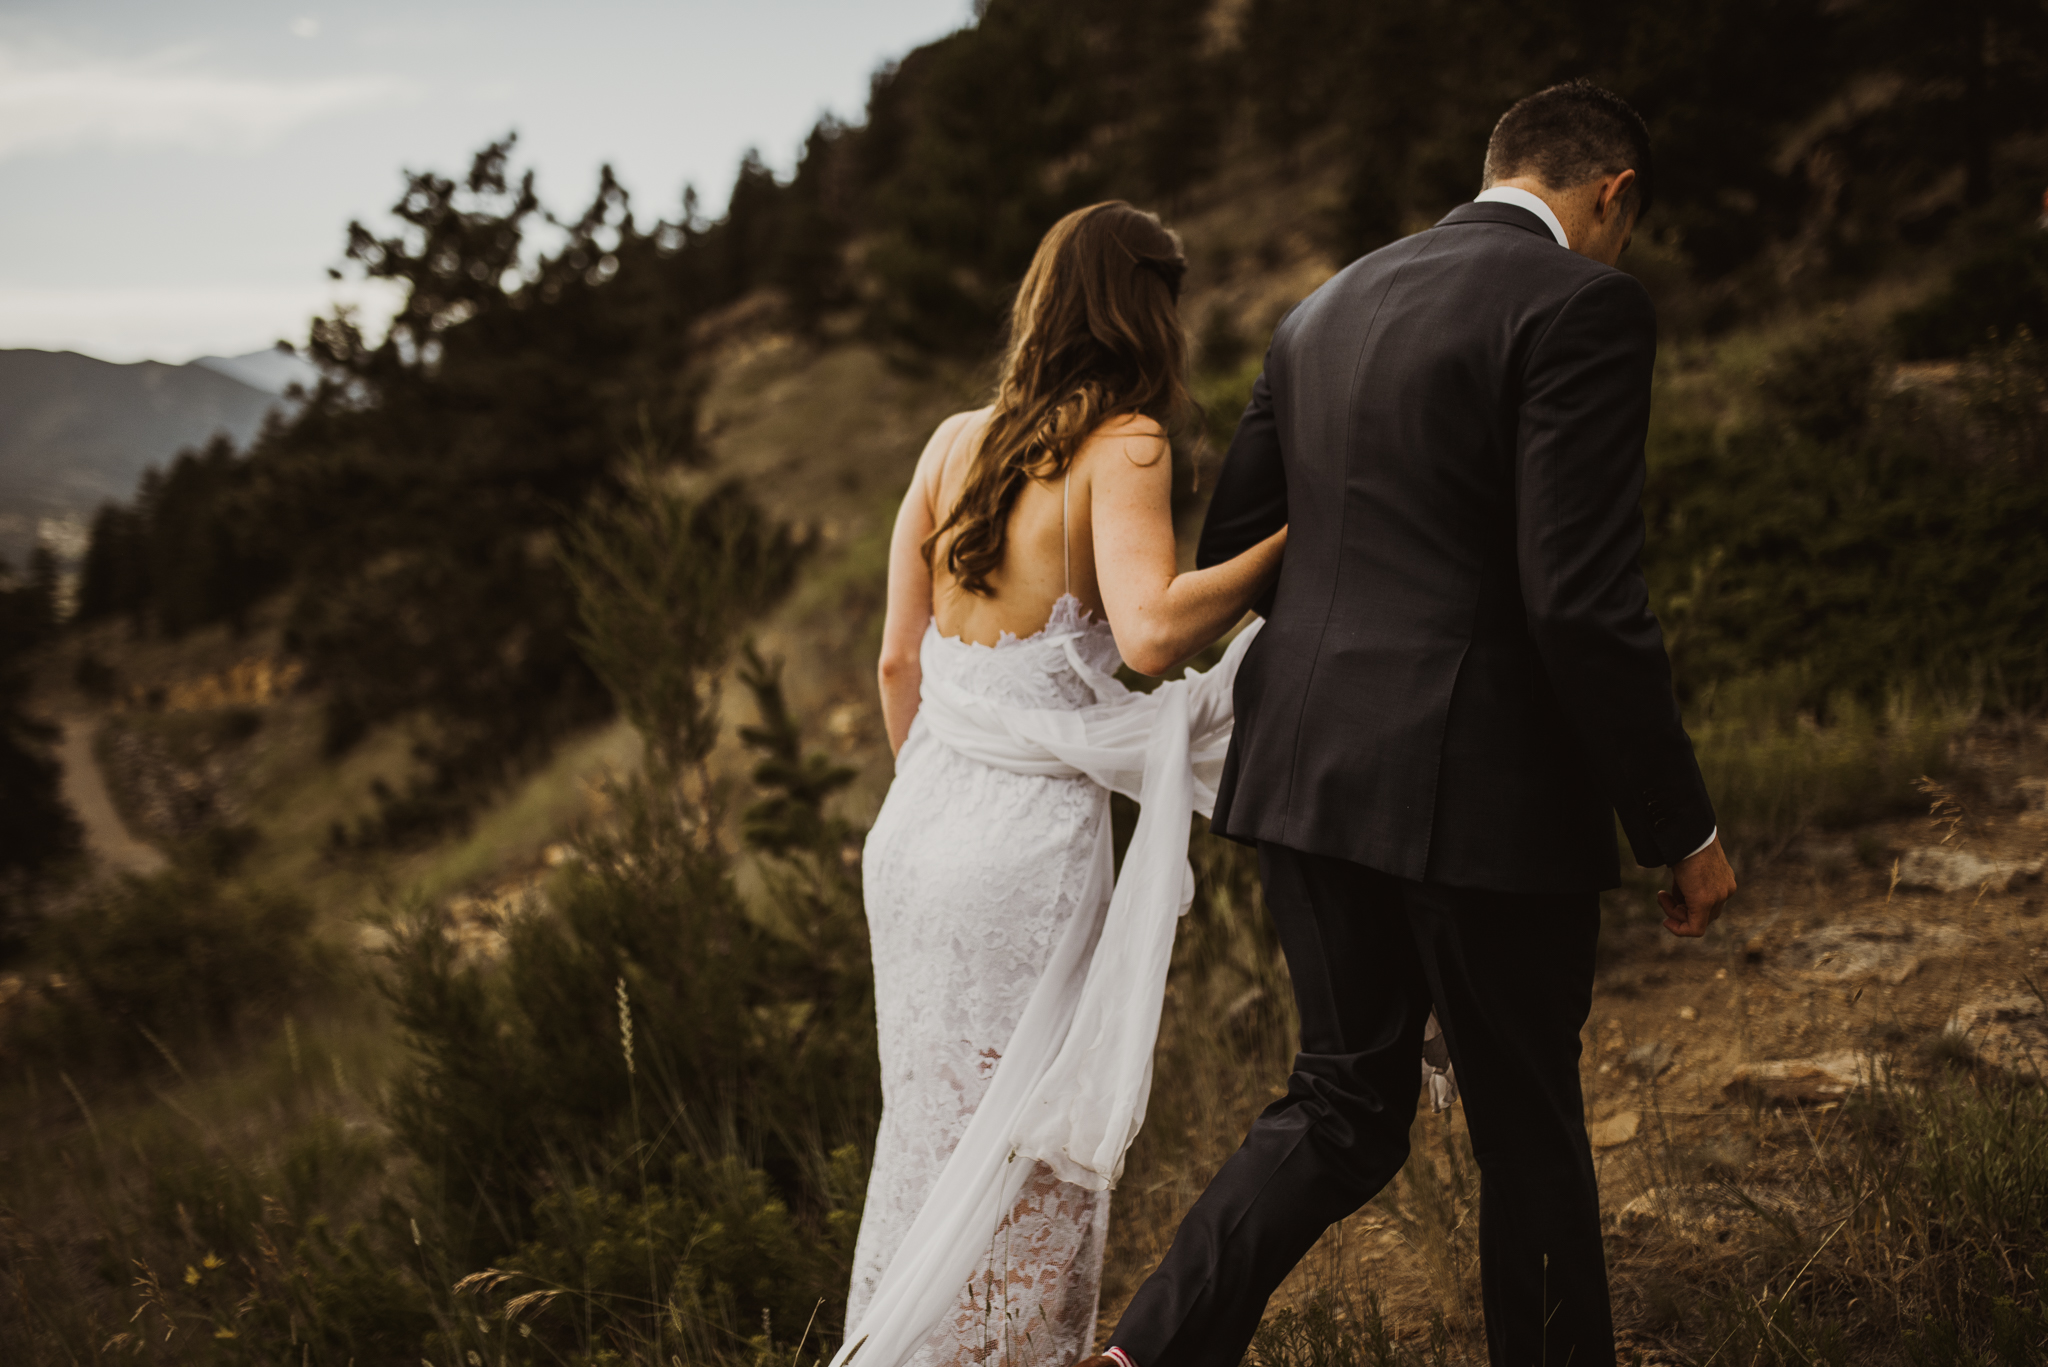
1482, 80, 1654, 218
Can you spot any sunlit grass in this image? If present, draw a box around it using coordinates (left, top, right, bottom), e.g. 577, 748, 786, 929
1688, 671, 1974, 859
399, 717, 638, 906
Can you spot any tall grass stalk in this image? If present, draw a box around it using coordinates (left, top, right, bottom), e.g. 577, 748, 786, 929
620, 974, 661, 1365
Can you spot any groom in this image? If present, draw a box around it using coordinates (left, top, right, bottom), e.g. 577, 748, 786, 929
1086, 82, 1737, 1365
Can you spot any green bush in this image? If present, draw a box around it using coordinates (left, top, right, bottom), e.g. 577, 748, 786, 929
1644, 330, 2048, 709
11, 1102, 432, 1367
379, 791, 873, 1272
0, 574, 79, 947
374, 466, 876, 1360
1687, 668, 1971, 854
26, 859, 324, 1069
476, 1147, 865, 1361
120, 1211, 438, 1366
1754, 329, 1884, 444
1896, 232, 2048, 360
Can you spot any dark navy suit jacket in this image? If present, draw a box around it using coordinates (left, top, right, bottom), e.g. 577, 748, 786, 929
1196, 200, 1715, 893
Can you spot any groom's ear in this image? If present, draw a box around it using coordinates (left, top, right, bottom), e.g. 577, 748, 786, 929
1598, 168, 1638, 222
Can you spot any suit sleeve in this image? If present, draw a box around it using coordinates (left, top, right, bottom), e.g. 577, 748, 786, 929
1195, 365, 1287, 617
1517, 272, 1716, 867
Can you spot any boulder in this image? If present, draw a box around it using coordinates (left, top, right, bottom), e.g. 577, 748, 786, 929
1625, 1040, 1676, 1079
1614, 1183, 1810, 1240
1946, 992, 2048, 1076
1723, 1051, 1885, 1105
1897, 846, 2043, 895
1587, 1109, 1641, 1148
1793, 917, 1966, 984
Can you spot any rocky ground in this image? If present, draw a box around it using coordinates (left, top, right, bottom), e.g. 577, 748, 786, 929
1254, 722, 2048, 1357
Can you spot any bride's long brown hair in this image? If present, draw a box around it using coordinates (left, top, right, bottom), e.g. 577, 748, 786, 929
925, 201, 1192, 597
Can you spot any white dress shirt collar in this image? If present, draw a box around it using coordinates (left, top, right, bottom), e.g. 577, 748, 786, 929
1473, 186, 1569, 248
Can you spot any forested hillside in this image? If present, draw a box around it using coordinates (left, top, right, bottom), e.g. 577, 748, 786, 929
5, 0, 2048, 1362
62, 0, 2048, 845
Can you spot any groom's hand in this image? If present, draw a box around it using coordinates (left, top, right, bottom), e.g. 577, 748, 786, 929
1658, 838, 1736, 938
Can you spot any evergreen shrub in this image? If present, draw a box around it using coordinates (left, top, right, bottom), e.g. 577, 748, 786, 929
24, 856, 325, 1070
372, 462, 876, 1359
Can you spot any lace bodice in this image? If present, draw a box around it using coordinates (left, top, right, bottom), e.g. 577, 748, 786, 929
850, 596, 1122, 1365
919, 593, 1123, 711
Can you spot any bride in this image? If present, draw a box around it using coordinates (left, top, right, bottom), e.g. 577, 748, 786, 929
842, 202, 1286, 1367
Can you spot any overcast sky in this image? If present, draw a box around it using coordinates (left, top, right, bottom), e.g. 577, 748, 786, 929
0, 0, 972, 364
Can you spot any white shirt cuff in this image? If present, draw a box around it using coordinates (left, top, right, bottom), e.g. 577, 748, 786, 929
1684, 827, 1718, 861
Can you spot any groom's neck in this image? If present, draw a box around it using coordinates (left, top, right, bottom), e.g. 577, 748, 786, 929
1489, 176, 1588, 248
1488, 175, 1633, 266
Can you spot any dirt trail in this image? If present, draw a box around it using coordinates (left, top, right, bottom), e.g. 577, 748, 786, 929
56, 716, 167, 876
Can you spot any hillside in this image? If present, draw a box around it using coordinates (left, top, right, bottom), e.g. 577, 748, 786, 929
0, 349, 286, 563
3, 0, 2047, 1362
12, 275, 2046, 1365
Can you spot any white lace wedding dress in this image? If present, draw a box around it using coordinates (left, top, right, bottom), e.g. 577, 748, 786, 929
839, 492, 1452, 1367
849, 589, 1122, 1367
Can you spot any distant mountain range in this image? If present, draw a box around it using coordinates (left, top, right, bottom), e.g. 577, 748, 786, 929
190, 348, 321, 396
0, 346, 317, 567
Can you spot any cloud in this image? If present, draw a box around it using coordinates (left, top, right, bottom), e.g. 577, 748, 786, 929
0, 42, 402, 160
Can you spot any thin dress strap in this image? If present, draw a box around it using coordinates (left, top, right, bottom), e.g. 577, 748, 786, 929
1062, 472, 1071, 598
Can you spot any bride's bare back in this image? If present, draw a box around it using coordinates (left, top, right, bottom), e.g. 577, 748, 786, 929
875, 403, 1286, 754
925, 406, 1143, 647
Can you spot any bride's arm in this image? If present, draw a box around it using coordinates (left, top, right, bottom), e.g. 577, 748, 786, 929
1092, 427, 1287, 677
878, 413, 968, 754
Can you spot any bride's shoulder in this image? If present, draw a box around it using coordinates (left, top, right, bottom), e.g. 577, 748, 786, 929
921, 405, 994, 465
915, 406, 995, 486
1079, 412, 1169, 477
936, 405, 996, 441
1092, 412, 1166, 441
